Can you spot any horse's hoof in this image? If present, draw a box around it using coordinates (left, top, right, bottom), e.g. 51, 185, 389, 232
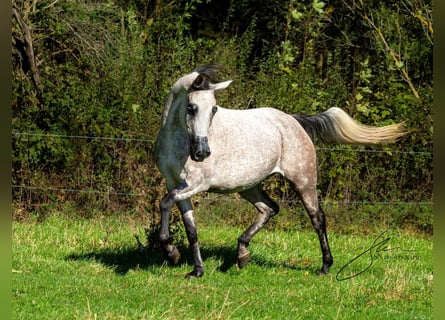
167, 247, 180, 265
185, 267, 204, 279
237, 252, 251, 269
317, 265, 330, 275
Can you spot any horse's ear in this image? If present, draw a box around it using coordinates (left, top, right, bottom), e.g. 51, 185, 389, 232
192, 74, 209, 90
211, 80, 233, 91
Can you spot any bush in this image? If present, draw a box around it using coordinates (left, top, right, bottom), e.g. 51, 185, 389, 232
12, 0, 432, 234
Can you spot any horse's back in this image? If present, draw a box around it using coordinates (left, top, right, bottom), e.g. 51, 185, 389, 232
212, 107, 313, 154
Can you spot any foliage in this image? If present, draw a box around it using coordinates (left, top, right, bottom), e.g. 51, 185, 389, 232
12, 0, 432, 226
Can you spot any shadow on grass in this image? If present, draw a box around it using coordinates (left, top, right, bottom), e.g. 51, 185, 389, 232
66, 242, 315, 275
66, 243, 237, 275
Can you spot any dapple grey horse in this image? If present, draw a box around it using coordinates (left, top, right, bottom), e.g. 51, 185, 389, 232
154, 64, 406, 278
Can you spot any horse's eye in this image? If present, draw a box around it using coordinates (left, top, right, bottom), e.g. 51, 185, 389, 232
187, 104, 197, 116
212, 106, 218, 114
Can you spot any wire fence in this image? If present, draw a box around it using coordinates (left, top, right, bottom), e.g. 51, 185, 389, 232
12, 131, 433, 155
12, 131, 434, 207
10, 184, 433, 206
12, 132, 155, 143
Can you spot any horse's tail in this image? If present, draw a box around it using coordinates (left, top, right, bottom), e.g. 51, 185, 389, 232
292, 107, 407, 144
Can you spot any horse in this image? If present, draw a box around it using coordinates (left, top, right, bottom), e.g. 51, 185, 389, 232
153, 64, 406, 278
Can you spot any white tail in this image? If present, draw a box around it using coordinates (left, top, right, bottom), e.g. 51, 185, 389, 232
293, 107, 407, 144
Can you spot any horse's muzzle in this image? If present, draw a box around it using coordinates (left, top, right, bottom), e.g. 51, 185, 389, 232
191, 136, 211, 162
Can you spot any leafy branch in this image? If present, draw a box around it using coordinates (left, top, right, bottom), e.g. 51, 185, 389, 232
342, 0, 421, 99
363, 13, 419, 99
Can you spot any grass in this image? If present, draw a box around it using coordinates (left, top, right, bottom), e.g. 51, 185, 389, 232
13, 212, 432, 319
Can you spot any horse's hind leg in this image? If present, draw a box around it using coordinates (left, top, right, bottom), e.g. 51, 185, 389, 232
237, 185, 279, 269
297, 185, 333, 274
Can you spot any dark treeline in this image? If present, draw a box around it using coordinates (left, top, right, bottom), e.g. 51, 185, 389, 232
12, 0, 432, 229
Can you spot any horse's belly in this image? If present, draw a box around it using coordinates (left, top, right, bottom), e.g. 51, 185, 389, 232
207, 152, 279, 192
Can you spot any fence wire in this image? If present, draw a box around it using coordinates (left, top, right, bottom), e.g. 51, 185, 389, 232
11, 184, 433, 206
12, 131, 433, 155
12, 131, 433, 206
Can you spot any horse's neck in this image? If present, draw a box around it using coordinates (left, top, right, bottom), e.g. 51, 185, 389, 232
162, 75, 197, 126
161, 93, 174, 126
162, 98, 187, 132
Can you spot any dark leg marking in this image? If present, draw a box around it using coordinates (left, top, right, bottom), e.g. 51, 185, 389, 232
158, 187, 183, 265
299, 191, 333, 274
177, 200, 204, 278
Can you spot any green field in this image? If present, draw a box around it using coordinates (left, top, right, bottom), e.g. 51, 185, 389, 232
13, 212, 432, 319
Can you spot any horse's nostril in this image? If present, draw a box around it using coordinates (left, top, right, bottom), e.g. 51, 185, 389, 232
191, 136, 210, 161
194, 149, 210, 161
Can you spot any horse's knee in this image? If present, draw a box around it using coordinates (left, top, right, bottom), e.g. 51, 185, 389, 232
256, 202, 279, 218
160, 193, 176, 211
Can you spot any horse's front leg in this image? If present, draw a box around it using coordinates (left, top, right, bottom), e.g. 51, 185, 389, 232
158, 180, 206, 278
158, 186, 184, 266
177, 199, 204, 278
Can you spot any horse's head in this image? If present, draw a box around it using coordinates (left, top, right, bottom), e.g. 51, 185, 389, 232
185, 66, 232, 162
